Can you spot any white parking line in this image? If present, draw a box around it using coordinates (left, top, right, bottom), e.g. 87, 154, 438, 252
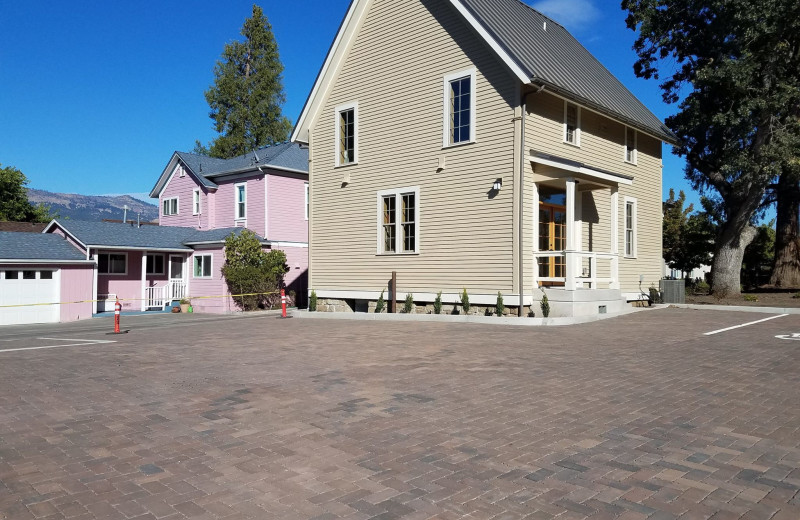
0, 338, 116, 353
704, 314, 789, 336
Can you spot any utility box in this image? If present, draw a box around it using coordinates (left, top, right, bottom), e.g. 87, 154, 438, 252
659, 279, 685, 304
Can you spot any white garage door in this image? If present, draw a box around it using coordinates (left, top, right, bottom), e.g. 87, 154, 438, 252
0, 269, 60, 326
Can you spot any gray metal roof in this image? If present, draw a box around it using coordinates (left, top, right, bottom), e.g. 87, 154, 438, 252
459, 0, 675, 143
151, 142, 309, 197
0, 231, 88, 261
52, 220, 266, 250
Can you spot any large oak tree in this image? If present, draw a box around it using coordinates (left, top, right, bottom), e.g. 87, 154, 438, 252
623, 0, 800, 296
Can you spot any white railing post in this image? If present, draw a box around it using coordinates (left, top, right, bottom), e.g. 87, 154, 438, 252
565, 251, 576, 290
590, 253, 597, 289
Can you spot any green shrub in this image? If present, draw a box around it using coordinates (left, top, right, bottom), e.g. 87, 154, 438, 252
403, 293, 414, 314
793, 292, 800, 299
649, 285, 662, 304
540, 293, 550, 318
433, 291, 442, 314
693, 280, 710, 295
460, 288, 470, 314
309, 289, 317, 311
375, 290, 385, 313
221, 230, 288, 311
743, 294, 758, 302
495, 292, 504, 316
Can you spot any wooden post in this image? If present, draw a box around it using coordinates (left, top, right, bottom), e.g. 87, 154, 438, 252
390, 271, 397, 313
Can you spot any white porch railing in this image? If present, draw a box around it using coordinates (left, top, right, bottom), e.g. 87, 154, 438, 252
145, 281, 188, 310
534, 251, 619, 290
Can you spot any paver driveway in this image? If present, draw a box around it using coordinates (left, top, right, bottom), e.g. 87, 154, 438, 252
1, 308, 799, 519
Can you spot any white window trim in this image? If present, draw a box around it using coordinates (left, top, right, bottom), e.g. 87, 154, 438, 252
624, 127, 638, 165
375, 186, 420, 255
145, 254, 166, 276
193, 189, 201, 215
162, 197, 179, 217
334, 101, 359, 167
442, 68, 477, 148
193, 254, 213, 279
304, 182, 309, 221
624, 196, 638, 258
563, 100, 581, 147
98, 252, 128, 276
234, 182, 247, 221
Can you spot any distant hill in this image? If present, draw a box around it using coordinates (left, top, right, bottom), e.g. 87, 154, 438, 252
27, 189, 159, 222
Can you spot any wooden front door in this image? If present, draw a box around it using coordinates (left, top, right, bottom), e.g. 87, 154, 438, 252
538, 203, 567, 285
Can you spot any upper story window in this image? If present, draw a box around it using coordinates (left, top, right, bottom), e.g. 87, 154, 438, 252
162, 197, 178, 216
443, 69, 476, 147
193, 189, 201, 215
235, 183, 246, 220
564, 101, 580, 146
625, 127, 638, 164
625, 197, 638, 258
146, 254, 165, 275
304, 183, 309, 220
98, 252, 127, 275
335, 102, 358, 166
377, 187, 419, 254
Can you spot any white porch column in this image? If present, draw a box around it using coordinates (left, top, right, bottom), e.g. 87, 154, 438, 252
141, 251, 148, 311
532, 182, 539, 287
610, 187, 620, 290
565, 178, 577, 290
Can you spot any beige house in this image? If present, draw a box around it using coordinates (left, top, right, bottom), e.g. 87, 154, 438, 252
291, 0, 676, 317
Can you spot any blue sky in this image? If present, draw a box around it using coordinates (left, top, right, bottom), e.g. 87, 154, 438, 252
0, 0, 697, 208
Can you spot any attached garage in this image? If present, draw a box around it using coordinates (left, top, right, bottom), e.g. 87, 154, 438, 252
0, 232, 95, 326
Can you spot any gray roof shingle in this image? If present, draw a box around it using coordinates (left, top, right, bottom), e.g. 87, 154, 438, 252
52, 220, 265, 250
459, 0, 675, 142
0, 232, 88, 261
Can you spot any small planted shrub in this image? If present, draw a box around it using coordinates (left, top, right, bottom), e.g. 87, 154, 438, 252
495, 292, 504, 316
309, 289, 317, 311
693, 280, 710, 295
433, 291, 442, 314
792, 292, 800, 299
648, 285, 662, 304
375, 290, 385, 313
403, 293, 414, 314
460, 288, 470, 314
743, 294, 758, 302
540, 293, 550, 318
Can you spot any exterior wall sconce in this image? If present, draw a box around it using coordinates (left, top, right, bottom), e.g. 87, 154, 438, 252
493, 178, 503, 191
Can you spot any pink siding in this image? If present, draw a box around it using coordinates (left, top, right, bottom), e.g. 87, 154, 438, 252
278, 245, 308, 306
48, 226, 87, 254
267, 173, 309, 243
59, 265, 94, 322
96, 250, 145, 312
187, 248, 234, 314
212, 175, 266, 236
159, 164, 212, 229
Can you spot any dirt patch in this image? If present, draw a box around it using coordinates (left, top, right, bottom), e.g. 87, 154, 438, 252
686, 290, 800, 308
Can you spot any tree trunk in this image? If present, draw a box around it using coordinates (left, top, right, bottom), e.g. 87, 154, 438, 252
770, 175, 800, 287
711, 191, 763, 297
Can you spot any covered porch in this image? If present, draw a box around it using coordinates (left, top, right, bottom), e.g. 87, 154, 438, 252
530, 152, 633, 315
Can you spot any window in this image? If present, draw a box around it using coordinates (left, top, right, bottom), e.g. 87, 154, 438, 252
162, 197, 178, 216
23, 271, 36, 280
377, 187, 419, 254
625, 198, 637, 257
235, 183, 246, 220
194, 254, 212, 278
40, 271, 53, 280
193, 189, 201, 215
98, 252, 127, 275
443, 69, 476, 147
335, 102, 358, 166
625, 127, 637, 164
564, 101, 580, 146
146, 254, 165, 275
304, 183, 309, 220
4, 271, 19, 279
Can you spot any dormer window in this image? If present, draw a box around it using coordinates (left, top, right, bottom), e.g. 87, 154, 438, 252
564, 101, 580, 146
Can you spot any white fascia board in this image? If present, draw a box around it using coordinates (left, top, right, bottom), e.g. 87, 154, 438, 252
528, 155, 634, 186
207, 164, 308, 180
43, 221, 88, 250
0, 259, 95, 265
150, 154, 181, 198
269, 241, 309, 248
448, 0, 529, 84
291, 0, 370, 144
87, 245, 192, 253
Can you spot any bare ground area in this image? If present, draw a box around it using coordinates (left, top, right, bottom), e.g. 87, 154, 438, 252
686, 288, 800, 307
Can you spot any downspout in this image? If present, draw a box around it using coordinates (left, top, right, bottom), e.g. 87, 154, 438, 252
518, 88, 536, 317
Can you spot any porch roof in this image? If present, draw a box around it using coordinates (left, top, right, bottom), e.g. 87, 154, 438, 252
529, 151, 633, 186
43, 220, 266, 251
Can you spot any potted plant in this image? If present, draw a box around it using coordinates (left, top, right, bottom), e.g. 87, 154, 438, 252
179, 298, 191, 313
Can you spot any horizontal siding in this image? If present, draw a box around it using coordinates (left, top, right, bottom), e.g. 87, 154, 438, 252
212, 175, 266, 237
526, 91, 663, 293
161, 165, 208, 229
267, 174, 308, 243
309, 0, 519, 295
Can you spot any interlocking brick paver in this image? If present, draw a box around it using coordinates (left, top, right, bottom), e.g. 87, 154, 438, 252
1, 309, 799, 519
